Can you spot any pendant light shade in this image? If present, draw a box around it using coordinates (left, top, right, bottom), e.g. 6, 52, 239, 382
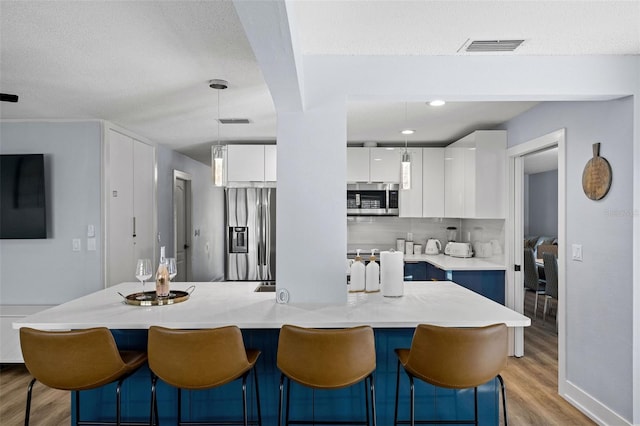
400, 103, 412, 190
210, 79, 228, 187
212, 145, 225, 186
401, 149, 411, 190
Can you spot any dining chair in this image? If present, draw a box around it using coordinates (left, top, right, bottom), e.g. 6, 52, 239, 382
276, 324, 376, 426
394, 323, 509, 426
524, 247, 546, 318
542, 252, 559, 324
20, 327, 148, 426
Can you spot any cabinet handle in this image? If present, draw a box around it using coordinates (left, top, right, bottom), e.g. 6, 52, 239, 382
132, 217, 136, 238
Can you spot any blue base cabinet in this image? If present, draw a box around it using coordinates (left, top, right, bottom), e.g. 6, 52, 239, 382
73, 328, 501, 425
404, 262, 427, 281
450, 270, 505, 305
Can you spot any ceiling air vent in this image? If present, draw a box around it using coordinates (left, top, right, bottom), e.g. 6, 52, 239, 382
218, 118, 251, 124
460, 39, 525, 53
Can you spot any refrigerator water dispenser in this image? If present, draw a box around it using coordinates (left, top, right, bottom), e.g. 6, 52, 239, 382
229, 227, 248, 253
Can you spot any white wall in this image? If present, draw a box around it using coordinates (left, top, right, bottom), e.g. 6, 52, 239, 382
527, 170, 558, 237
156, 145, 225, 282
0, 121, 103, 304
502, 98, 635, 423
347, 217, 504, 254
277, 101, 347, 303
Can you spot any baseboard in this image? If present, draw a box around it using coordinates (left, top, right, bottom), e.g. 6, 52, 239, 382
563, 380, 633, 426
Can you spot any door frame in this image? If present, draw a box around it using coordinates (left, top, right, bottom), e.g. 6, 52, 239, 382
173, 170, 192, 282
506, 128, 565, 370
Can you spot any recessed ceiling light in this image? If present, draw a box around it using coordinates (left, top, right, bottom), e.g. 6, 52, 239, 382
401, 129, 415, 135
429, 100, 446, 107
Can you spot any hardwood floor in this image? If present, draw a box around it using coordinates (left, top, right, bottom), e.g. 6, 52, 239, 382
0, 293, 594, 425
500, 290, 594, 425
0, 364, 69, 425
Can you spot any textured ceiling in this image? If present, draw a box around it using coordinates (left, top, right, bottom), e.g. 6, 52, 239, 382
1, 1, 638, 165
294, 1, 640, 55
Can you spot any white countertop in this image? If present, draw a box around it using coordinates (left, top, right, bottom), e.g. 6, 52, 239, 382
403, 254, 506, 271
14, 281, 529, 330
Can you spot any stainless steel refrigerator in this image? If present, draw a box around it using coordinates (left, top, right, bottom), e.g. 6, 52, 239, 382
225, 187, 276, 281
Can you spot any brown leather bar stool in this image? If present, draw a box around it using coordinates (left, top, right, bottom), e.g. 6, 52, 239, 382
277, 324, 377, 426
394, 323, 508, 426
19, 327, 148, 426
147, 325, 261, 426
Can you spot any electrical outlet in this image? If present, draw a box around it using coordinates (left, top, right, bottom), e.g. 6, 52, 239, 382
572, 244, 583, 261
87, 238, 96, 251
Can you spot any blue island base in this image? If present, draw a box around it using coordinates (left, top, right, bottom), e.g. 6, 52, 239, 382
73, 329, 501, 425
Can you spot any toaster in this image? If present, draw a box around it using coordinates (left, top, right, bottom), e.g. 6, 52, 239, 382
448, 242, 474, 258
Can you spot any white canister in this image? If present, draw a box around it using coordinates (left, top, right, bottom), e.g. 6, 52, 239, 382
413, 244, 422, 255
405, 241, 414, 255
396, 239, 405, 252
380, 250, 404, 297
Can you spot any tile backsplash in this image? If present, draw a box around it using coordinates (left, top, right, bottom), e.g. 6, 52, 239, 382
347, 216, 504, 254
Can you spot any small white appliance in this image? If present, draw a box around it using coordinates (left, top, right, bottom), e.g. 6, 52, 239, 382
380, 250, 404, 297
474, 242, 493, 258
425, 239, 441, 255
448, 242, 474, 258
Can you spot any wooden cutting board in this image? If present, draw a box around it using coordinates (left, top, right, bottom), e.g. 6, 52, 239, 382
582, 143, 611, 200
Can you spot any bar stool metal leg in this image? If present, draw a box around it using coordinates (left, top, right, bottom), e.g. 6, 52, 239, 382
497, 374, 508, 426
24, 378, 36, 426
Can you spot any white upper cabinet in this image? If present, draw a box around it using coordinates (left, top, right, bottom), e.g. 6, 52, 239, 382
369, 148, 402, 183
444, 130, 506, 218
422, 148, 445, 218
398, 148, 445, 218
347, 147, 370, 182
347, 147, 403, 183
398, 148, 423, 218
227, 144, 276, 183
264, 145, 277, 182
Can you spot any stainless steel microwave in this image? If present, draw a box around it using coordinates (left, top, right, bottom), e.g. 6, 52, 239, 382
347, 183, 399, 216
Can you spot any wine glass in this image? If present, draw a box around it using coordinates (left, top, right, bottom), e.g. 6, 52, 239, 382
167, 258, 177, 281
135, 259, 152, 299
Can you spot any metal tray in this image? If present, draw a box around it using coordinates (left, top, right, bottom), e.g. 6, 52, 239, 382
119, 286, 195, 306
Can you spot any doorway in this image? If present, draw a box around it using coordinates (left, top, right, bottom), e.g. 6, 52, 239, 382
173, 170, 192, 282
506, 129, 565, 384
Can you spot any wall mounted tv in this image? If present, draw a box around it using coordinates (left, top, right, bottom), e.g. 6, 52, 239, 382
0, 154, 47, 239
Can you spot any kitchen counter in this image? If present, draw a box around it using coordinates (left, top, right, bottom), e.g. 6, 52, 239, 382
404, 253, 506, 271
14, 280, 528, 330
14, 281, 528, 425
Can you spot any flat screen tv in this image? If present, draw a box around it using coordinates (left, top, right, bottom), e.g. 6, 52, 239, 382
0, 154, 47, 239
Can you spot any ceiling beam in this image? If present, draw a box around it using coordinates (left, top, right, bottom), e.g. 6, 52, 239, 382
233, 0, 305, 113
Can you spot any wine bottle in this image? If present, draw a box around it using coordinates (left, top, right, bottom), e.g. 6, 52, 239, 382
155, 246, 170, 297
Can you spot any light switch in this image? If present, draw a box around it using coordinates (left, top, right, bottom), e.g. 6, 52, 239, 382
72, 239, 81, 252
572, 244, 583, 261
87, 238, 96, 251
87, 225, 95, 237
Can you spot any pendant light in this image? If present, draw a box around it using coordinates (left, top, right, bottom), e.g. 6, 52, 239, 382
210, 79, 228, 186
400, 103, 412, 190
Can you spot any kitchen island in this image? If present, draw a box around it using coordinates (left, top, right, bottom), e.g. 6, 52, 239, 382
14, 281, 529, 425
